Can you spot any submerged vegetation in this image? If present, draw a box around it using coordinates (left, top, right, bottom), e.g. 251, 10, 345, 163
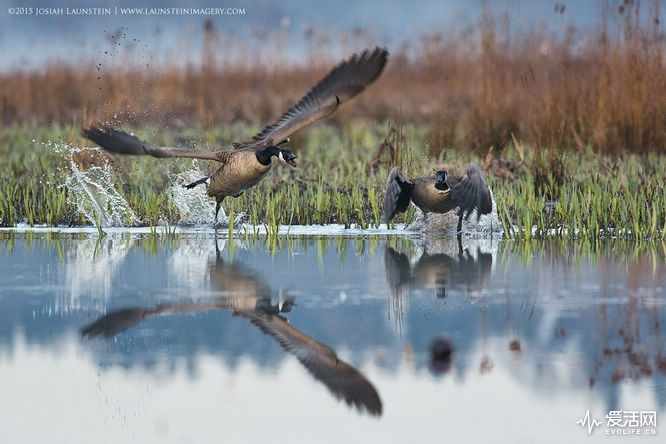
0, 2, 664, 238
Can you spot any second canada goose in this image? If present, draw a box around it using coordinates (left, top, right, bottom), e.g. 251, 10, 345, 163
383, 164, 492, 232
82, 47, 389, 223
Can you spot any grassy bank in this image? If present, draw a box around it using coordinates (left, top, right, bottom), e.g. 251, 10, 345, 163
1, 122, 664, 239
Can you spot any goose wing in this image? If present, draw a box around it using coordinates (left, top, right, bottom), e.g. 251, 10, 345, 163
81, 306, 163, 338
451, 164, 493, 220
384, 246, 412, 301
235, 309, 383, 416
80, 297, 263, 338
382, 167, 414, 222
81, 125, 227, 162
235, 47, 388, 150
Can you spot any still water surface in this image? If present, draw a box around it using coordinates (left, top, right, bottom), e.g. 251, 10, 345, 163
0, 228, 664, 443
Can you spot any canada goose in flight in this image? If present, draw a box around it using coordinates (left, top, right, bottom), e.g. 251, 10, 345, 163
81, 245, 382, 416
82, 47, 389, 223
383, 164, 492, 232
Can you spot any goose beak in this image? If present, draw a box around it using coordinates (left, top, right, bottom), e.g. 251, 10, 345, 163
279, 150, 298, 167
279, 297, 296, 313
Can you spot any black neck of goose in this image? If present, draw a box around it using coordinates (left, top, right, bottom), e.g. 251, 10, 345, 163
256, 146, 279, 166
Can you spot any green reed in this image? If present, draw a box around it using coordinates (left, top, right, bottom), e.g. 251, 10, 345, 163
493, 146, 665, 240
2, 122, 664, 240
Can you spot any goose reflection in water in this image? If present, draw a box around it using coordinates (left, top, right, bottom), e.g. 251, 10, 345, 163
385, 238, 494, 374
384, 237, 493, 300
81, 241, 382, 417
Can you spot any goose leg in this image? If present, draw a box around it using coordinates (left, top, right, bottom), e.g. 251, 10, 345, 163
184, 175, 211, 189
214, 200, 222, 224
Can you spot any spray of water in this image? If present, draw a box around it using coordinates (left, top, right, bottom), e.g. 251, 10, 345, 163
64, 147, 139, 227
167, 169, 220, 225
63, 144, 240, 227
167, 167, 248, 226
408, 188, 504, 236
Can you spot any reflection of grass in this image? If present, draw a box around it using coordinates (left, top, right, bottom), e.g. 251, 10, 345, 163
498, 238, 666, 386
1, 122, 665, 239
502, 238, 666, 271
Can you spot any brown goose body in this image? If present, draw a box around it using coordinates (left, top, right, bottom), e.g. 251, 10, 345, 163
81, 47, 389, 222
205, 149, 274, 199
383, 164, 492, 232
408, 175, 461, 214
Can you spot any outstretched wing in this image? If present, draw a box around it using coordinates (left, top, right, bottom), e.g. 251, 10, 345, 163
451, 164, 493, 220
81, 125, 226, 162
235, 310, 383, 416
235, 47, 389, 150
80, 297, 261, 338
382, 167, 414, 222
80, 307, 162, 338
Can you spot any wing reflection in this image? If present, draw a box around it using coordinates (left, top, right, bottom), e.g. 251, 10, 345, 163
81, 241, 382, 417
233, 310, 382, 416
385, 237, 493, 300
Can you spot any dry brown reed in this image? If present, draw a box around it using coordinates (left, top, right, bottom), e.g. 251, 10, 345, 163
1, 2, 663, 153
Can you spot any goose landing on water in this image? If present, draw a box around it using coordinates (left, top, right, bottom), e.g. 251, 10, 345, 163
383, 164, 493, 233
82, 47, 389, 224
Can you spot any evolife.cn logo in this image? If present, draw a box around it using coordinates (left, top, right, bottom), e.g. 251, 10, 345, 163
576, 410, 657, 435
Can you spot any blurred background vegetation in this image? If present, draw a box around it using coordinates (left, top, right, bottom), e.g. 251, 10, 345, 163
2, 1, 664, 153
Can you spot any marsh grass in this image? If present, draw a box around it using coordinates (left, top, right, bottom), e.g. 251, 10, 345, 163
494, 144, 666, 240
2, 122, 664, 240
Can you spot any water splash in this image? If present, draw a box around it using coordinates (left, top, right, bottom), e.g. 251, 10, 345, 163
407, 188, 504, 237
64, 147, 139, 227
167, 169, 219, 225
166, 168, 248, 226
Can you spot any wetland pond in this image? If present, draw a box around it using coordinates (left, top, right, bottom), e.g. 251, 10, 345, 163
0, 227, 664, 443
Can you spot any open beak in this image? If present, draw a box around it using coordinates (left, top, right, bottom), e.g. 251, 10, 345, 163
280, 151, 298, 167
